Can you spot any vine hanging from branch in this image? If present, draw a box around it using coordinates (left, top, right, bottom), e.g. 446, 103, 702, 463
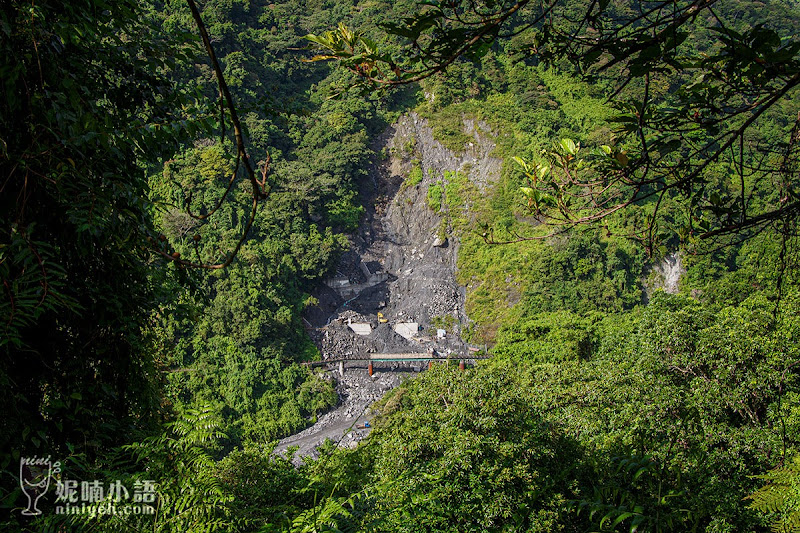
152, 0, 271, 270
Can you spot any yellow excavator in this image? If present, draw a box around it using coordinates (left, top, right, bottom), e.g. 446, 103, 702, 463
377, 312, 388, 324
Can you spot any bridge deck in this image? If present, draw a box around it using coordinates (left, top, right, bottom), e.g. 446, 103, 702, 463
304, 354, 490, 367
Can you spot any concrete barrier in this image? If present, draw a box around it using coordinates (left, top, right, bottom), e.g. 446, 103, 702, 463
348, 323, 372, 336
393, 322, 419, 339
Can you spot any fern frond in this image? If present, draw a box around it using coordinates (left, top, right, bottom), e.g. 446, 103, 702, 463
748, 457, 800, 533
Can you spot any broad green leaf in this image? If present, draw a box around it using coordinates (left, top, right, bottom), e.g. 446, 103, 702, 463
560, 138, 577, 155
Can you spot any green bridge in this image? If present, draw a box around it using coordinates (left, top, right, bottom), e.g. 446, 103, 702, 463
304, 352, 491, 376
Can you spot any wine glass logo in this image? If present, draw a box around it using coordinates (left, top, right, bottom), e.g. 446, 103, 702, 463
19, 457, 53, 516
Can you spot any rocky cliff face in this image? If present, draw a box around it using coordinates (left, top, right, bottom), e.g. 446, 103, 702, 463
389, 113, 501, 192
306, 112, 501, 355
644, 251, 684, 301
379, 112, 502, 330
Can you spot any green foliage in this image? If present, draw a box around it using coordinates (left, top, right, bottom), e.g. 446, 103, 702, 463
493, 310, 596, 362
457, 228, 646, 343
117, 407, 233, 533
310, 0, 800, 246
389, 63, 646, 344
355, 365, 581, 532
402, 161, 423, 190
2, 0, 391, 525
426, 182, 444, 212
40, 407, 234, 533
1, 2, 193, 514
143, 0, 393, 449
287, 493, 365, 533
215, 447, 315, 531
422, 106, 474, 152
326, 193, 365, 232
748, 456, 800, 533
305, 286, 800, 532
430, 314, 457, 332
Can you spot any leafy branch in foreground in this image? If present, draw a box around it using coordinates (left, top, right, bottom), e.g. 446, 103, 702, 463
304, 0, 542, 87
306, 1, 800, 249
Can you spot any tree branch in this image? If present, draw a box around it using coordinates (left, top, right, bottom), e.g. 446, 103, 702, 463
154, 0, 273, 270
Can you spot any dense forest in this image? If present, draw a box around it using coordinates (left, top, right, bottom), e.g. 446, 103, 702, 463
2, 0, 800, 531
